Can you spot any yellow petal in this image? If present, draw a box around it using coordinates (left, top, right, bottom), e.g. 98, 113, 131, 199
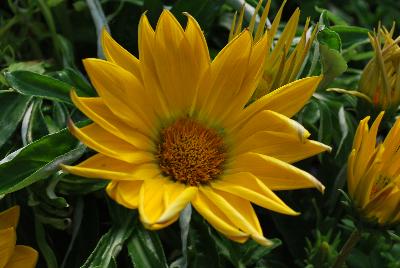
62, 154, 158, 181
157, 183, 197, 224
107, 180, 143, 209
4, 245, 38, 268
191, 189, 249, 241
200, 187, 272, 246
138, 14, 171, 119
198, 31, 252, 120
184, 14, 210, 73
212, 172, 299, 215
152, 10, 205, 113
223, 33, 270, 124
70, 92, 155, 147
0, 206, 19, 230
101, 28, 142, 79
68, 122, 154, 164
233, 110, 310, 142
83, 58, 156, 131
0, 228, 16, 268
236, 76, 322, 127
231, 152, 325, 192
353, 112, 384, 180
347, 149, 357, 197
139, 177, 194, 229
235, 131, 330, 164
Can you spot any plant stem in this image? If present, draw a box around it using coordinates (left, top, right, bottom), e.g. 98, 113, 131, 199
332, 229, 362, 268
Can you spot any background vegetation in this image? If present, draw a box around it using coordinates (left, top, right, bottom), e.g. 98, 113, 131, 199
1, 0, 400, 267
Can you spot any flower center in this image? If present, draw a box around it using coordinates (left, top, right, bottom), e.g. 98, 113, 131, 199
157, 118, 225, 186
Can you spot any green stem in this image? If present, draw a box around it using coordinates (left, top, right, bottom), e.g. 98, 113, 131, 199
332, 229, 362, 268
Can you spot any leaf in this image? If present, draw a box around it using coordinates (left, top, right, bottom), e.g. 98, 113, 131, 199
127, 220, 168, 268
330, 25, 369, 48
142, 0, 163, 26
171, 0, 224, 31
317, 28, 342, 51
170, 204, 192, 268
81, 209, 135, 268
318, 45, 348, 88
5, 71, 74, 104
212, 233, 281, 267
35, 216, 59, 268
0, 126, 85, 195
0, 91, 31, 148
185, 211, 222, 268
50, 68, 96, 97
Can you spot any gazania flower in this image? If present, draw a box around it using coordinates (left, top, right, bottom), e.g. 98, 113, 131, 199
0, 206, 38, 268
358, 25, 400, 111
229, 0, 318, 100
63, 10, 330, 246
347, 112, 400, 226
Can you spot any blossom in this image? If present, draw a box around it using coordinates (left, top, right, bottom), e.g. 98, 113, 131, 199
63, 10, 330, 245
347, 112, 400, 225
359, 25, 400, 111
0, 206, 38, 268
229, 0, 318, 99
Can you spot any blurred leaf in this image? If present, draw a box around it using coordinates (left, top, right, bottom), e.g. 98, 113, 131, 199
0, 91, 31, 148
35, 215, 59, 268
81, 209, 135, 268
318, 44, 348, 88
50, 68, 96, 97
0, 126, 85, 195
211, 230, 281, 267
5, 71, 73, 104
318, 28, 342, 51
330, 25, 369, 48
127, 220, 168, 268
315, 7, 349, 26
170, 205, 192, 268
171, 0, 224, 31
186, 212, 222, 268
143, 0, 163, 26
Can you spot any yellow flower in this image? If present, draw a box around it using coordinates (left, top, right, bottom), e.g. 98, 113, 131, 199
347, 112, 400, 226
359, 25, 400, 111
0, 206, 38, 268
63, 10, 330, 246
229, 0, 318, 99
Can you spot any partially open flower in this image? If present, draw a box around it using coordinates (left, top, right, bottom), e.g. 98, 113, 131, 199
229, 0, 318, 99
0, 206, 38, 268
359, 25, 400, 111
347, 112, 400, 226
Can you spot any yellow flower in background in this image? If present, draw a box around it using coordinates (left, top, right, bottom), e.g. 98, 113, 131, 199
229, 0, 318, 100
359, 25, 400, 111
347, 112, 400, 226
0, 206, 38, 268
63, 10, 330, 246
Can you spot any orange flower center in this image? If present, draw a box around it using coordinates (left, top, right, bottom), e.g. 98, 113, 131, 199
157, 118, 225, 186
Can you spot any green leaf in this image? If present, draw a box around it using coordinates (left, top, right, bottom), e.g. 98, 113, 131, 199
318, 44, 348, 88
0, 126, 84, 195
330, 25, 369, 48
35, 216, 59, 268
5, 71, 73, 104
81, 207, 135, 268
212, 233, 281, 267
143, 0, 163, 26
50, 68, 96, 97
0, 91, 31, 148
317, 28, 342, 51
171, 0, 224, 31
186, 212, 222, 268
127, 220, 168, 268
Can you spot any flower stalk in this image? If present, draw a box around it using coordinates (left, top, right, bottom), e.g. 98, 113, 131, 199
332, 229, 361, 268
